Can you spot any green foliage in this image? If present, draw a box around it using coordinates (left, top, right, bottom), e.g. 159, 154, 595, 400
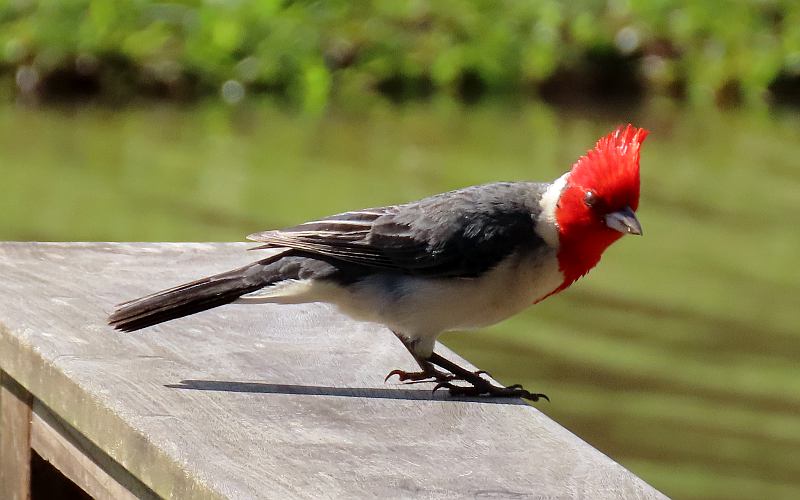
0, 0, 798, 105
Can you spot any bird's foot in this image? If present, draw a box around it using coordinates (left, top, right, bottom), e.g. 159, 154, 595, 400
385, 367, 491, 384
384, 368, 454, 384
433, 381, 549, 402
421, 352, 547, 401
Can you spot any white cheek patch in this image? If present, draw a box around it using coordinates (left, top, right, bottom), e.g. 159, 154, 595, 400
535, 172, 568, 247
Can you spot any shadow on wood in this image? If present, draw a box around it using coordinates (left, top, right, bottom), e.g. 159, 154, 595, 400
165, 379, 529, 404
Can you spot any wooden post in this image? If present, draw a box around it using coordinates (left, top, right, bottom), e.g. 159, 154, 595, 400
0, 371, 32, 500
30, 401, 141, 500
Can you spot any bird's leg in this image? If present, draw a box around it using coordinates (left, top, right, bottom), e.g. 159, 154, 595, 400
385, 332, 454, 383
427, 352, 549, 402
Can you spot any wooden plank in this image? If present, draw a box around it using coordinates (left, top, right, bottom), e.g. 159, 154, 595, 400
0, 371, 32, 500
30, 400, 154, 500
0, 242, 668, 499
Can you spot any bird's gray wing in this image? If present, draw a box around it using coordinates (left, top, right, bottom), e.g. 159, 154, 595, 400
247, 182, 549, 277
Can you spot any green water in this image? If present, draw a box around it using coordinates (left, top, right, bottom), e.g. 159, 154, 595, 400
2, 99, 798, 499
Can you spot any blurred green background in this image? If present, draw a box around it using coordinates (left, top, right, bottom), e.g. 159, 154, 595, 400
1, 2, 799, 499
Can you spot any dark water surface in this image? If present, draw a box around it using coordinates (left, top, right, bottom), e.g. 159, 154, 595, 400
2, 99, 798, 499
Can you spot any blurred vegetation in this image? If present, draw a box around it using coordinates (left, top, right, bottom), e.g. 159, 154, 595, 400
1, 0, 799, 108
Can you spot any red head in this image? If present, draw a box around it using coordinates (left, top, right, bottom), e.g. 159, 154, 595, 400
554, 124, 648, 290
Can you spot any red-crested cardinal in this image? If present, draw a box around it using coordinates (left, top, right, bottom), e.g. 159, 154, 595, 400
110, 124, 647, 401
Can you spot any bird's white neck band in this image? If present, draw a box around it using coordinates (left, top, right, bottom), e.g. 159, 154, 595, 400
535, 172, 569, 248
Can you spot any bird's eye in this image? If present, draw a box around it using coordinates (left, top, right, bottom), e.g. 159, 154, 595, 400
583, 190, 598, 208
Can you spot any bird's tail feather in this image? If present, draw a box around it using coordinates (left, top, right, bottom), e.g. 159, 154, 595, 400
108, 255, 283, 332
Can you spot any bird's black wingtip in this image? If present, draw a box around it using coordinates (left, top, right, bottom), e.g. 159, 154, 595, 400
107, 309, 143, 333
107, 319, 129, 332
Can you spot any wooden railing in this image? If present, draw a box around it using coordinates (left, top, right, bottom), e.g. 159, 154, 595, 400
0, 242, 666, 499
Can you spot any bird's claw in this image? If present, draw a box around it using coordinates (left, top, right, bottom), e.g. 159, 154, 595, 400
385, 369, 454, 383
384, 369, 408, 382
432, 381, 457, 394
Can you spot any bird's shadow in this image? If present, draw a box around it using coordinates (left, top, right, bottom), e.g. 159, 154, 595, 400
165, 379, 528, 405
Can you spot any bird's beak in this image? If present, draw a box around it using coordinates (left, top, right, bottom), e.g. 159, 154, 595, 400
605, 206, 642, 235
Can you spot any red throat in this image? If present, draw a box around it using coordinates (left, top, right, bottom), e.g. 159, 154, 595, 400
552, 124, 648, 294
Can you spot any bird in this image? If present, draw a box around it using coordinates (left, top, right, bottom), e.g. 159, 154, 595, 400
109, 124, 647, 401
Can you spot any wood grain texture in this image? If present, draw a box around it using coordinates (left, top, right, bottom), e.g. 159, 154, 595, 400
0, 372, 32, 500
0, 242, 667, 499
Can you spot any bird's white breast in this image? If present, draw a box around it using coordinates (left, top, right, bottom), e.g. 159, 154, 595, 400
237, 249, 563, 351
261, 248, 562, 354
